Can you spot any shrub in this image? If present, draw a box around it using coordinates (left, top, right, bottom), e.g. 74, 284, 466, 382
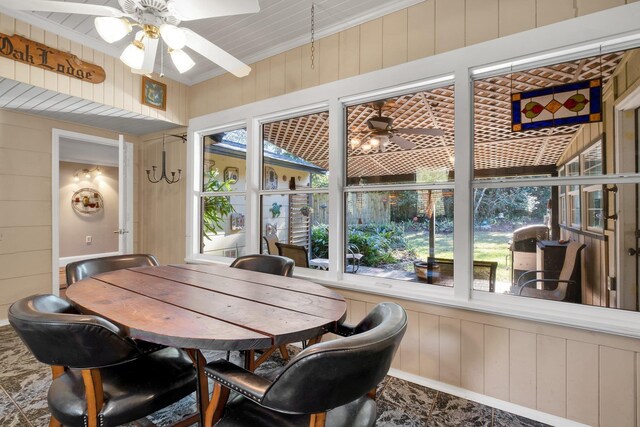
310, 223, 413, 268
310, 224, 328, 259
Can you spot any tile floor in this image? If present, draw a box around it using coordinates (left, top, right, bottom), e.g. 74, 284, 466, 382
0, 325, 551, 426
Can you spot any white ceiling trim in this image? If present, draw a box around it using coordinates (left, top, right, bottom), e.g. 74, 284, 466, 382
1, 0, 424, 87
189, 0, 425, 85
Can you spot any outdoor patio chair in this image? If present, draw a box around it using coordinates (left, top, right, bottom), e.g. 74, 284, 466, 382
275, 242, 310, 268
514, 241, 585, 302
346, 243, 363, 273
262, 234, 279, 255
414, 258, 497, 291
65, 253, 159, 286
202, 302, 407, 427
9, 294, 197, 427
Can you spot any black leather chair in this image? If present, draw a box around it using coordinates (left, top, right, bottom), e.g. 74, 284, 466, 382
9, 294, 197, 427
230, 254, 295, 365
65, 253, 159, 286
203, 302, 407, 427
230, 254, 295, 277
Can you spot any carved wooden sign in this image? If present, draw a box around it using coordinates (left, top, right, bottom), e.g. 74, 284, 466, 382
0, 32, 106, 83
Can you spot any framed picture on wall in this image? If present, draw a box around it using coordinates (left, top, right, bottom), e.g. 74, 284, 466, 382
141, 76, 167, 111
224, 167, 239, 183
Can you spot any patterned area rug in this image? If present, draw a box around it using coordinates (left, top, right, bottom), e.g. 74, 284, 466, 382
0, 325, 549, 426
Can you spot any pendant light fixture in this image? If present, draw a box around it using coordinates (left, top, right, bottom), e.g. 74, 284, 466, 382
146, 134, 185, 184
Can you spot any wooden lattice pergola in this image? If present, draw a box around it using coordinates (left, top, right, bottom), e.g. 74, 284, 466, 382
261, 52, 625, 180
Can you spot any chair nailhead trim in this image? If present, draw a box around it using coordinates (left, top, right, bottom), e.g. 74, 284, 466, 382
205, 371, 262, 402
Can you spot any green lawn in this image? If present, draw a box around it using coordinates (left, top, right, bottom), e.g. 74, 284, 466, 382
406, 230, 512, 283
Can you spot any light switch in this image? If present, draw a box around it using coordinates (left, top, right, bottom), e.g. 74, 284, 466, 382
86, 236, 92, 244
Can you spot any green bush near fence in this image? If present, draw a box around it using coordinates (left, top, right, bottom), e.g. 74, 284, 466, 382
311, 223, 415, 267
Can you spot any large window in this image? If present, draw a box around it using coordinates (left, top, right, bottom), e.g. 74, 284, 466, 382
260, 111, 329, 269
472, 48, 640, 312
187, 13, 640, 334
199, 128, 247, 258
345, 86, 455, 282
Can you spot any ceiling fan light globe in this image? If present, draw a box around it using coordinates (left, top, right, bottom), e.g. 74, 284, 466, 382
370, 136, 380, 147
170, 49, 195, 73
95, 17, 131, 43
350, 137, 361, 149
120, 41, 145, 70
160, 24, 187, 50
361, 142, 372, 153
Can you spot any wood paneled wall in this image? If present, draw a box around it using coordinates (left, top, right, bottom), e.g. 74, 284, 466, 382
136, 129, 187, 265
0, 109, 138, 319
188, 0, 632, 119
338, 288, 640, 427
0, 13, 188, 125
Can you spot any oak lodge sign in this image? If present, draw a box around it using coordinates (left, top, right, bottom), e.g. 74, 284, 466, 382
0, 32, 106, 83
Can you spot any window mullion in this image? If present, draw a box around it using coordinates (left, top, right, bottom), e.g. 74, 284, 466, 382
328, 98, 345, 278
246, 118, 260, 255
453, 70, 473, 301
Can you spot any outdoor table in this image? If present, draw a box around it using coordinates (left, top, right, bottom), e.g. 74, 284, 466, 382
65, 263, 347, 426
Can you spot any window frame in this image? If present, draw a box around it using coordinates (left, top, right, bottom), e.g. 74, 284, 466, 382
258, 108, 331, 270
342, 83, 456, 279
185, 4, 640, 339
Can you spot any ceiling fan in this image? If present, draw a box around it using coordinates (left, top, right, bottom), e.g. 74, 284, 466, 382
350, 101, 444, 152
3, 0, 260, 77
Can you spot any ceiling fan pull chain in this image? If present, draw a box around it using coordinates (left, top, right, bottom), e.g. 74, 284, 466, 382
160, 39, 165, 78
310, 3, 315, 69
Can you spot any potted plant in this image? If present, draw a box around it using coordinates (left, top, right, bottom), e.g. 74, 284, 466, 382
202, 168, 235, 239
300, 205, 313, 217
269, 202, 282, 218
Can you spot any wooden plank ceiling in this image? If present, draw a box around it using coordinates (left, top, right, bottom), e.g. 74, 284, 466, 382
262, 52, 625, 179
22, 0, 421, 84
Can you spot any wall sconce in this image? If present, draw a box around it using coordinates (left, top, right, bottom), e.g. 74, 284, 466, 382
73, 166, 102, 181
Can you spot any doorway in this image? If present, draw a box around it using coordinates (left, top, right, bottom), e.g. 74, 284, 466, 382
51, 129, 133, 294
616, 97, 640, 310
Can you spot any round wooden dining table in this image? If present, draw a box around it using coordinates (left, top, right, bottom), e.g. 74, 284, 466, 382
66, 263, 347, 426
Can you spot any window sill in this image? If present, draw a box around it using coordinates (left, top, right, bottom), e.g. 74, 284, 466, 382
184, 255, 640, 340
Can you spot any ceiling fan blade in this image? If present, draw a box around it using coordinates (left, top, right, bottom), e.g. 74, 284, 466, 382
183, 28, 251, 78
390, 135, 416, 150
167, 0, 260, 21
393, 128, 445, 136
2, 0, 124, 16
132, 36, 158, 75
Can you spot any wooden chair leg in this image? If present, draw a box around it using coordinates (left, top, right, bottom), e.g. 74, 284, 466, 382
309, 412, 326, 427
81, 369, 104, 427
367, 387, 377, 399
306, 335, 323, 347
50, 365, 65, 380
49, 366, 66, 427
204, 382, 230, 427
244, 350, 256, 371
